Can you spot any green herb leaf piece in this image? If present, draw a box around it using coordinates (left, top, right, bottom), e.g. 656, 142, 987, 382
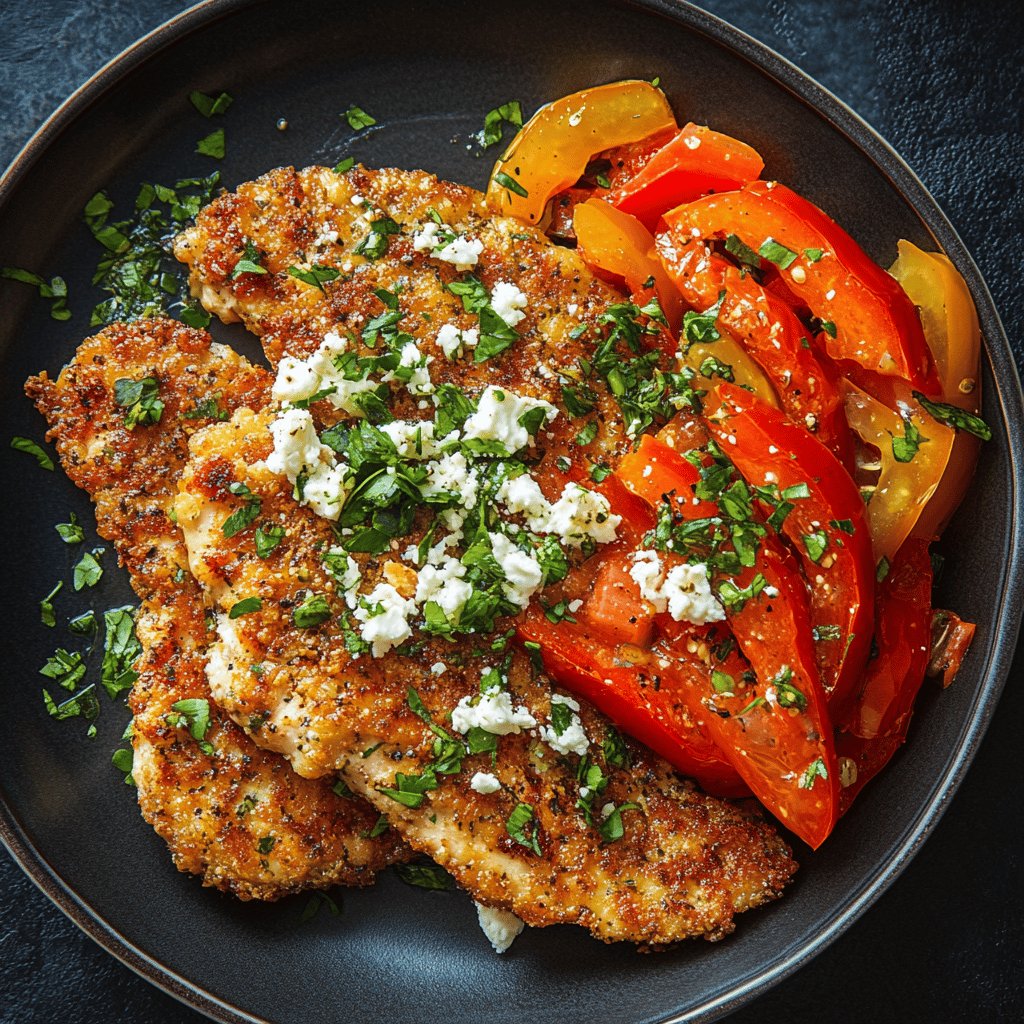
196, 128, 226, 159
55, 514, 85, 544
493, 171, 528, 198
10, 436, 54, 470
100, 606, 141, 699
293, 592, 331, 629
114, 376, 164, 429
479, 100, 523, 148
506, 802, 542, 854
288, 263, 341, 292
912, 391, 992, 442
344, 106, 376, 130
229, 597, 263, 619
254, 523, 286, 558
758, 237, 798, 269
394, 862, 454, 891
73, 550, 104, 591
189, 90, 233, 117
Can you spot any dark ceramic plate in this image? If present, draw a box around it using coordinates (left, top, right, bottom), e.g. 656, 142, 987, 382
1, 2, 1021, 1022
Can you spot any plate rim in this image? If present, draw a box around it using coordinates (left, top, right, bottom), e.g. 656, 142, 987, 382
1, 1, 1021, 1022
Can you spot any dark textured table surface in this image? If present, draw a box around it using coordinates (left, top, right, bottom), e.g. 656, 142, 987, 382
1, 2, 1022, 1022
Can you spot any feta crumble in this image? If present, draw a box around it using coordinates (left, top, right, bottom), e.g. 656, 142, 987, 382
489, 280, 528, 327
451, 688, 537, 736
475, 903, 525, 954
629, 550, 725, 625
539, 693, 590, 757
462, 386, 557, 453
353, 583, 416, 657
436, 323, 480, 359
489, 532, 544, 609
469, 771, 502, 795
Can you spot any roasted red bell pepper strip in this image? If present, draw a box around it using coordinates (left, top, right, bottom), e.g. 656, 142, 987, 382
834, 540, 933, 812
656, 239, 854, 467
607, 122, 765, 230
617, 432, 840, 847
661, 180, 939, 391
517, 608, 748, 797
706, 383, 875, 715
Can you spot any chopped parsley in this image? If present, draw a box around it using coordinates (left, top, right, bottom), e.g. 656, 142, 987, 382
912, 391, 992, 441
114, 376, 164, 429
222, 481, 261, 537
189, 90, 233, 117
111, 746, 135, 785
230, 238, 267, 279
891, 414, 927, 463
797, 757, 829, 790
10, 436, 54, 470
39, 581, 62, 628
195, 128, 225, 159
333, 156, 355, 174
599, 801, 640, 843
44, 683, 100, 723
288, 263, 341, 292
229, 597, 262, 619
254, 523, 285, 558
682, 290, 725, 348
724, 234, 761, 268
344, 105, 376, 130
394, 862, 454, 891
493, 171, 528, 198
40, 648, 86, 691
1, 266, 70, 320
758, 237, 798, 269
506, 802, 542, 854
73, 549, 104, 591
479, 100, 523, 149
100, 606, 141, 699
168, 697, 214, 755
55, 514, 85, 544
293, 592, 332, 629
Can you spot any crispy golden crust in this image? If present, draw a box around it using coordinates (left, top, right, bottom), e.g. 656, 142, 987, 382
26, 320, 407, 898
177, 408, 795, 945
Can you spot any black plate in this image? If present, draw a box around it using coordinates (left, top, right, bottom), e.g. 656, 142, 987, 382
1, 2, 1022, 1022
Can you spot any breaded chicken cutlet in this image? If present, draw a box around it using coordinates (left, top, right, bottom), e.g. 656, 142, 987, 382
27, 319, 408, 899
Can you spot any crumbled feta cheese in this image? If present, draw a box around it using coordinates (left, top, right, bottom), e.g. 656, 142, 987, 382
462, 386, 557, 453
302, 463, 350, 521
265, 408, 331, 482
451, 689, 537, 736
629, 550, 725, 625
469, 771, 502, 795
540, 693, 589, 757
475, 903, 525, 954
326, 547, 361, 608
541, 483, 620, 547
383, 340, 434, 396
412, 221, 441, 251
353, 583, 416, 657
490, 280, 528, 327
380, 419, 440, 459
430, 661, 447, 676
498, 473, 549, 519
436, 323, 479, 359
435, 235, 483, 271
489, 532, 543, 609
421, 451, 479, 508
415, 556, 472, 621
272, 356, 321, 404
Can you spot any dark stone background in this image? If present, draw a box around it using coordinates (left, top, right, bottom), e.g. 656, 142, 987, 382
0, 1, 1021, 1022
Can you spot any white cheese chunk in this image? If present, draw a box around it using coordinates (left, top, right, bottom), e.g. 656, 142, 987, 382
475, 903, 525, 954
539, 693, 590, 757
462, 386, 557, 453
353, 583, 416, 657
265, 408, 332, 482
451, 688, 537, 736
541, 483, 620, 547
436, 323, 479, 359
489, 532, 543, 609
469, 771, 502, 795
490, 280, 528, 327
629, 550, 725, 625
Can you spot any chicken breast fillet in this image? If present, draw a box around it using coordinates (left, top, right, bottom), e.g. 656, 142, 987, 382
26, 319, 407, 899
172, 164, 797, 944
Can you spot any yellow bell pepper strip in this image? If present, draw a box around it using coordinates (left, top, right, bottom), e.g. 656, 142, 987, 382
889, 240, 984, 540
842, 380, 954, 563
486, 80, 676, 224
572, 197, 683, 334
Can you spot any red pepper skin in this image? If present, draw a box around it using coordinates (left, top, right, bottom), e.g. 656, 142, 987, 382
617, 433, 841, 848
662, 180, 939, 392
847, 539, 933, 741
656, 240, 854, 468
607, 122, 765, 230
706, 383, 875, 717
517, 609, 749, 796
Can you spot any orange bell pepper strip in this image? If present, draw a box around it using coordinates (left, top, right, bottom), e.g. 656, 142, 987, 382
661, 180, 940, 391
486, 81, 676, 224
573, 197, 683, 334
705, 383, 875, 715
606, 122, 765, 229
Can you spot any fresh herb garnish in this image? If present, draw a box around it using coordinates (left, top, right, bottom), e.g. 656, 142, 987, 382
195, 128, 225, 159
506, 802, 542, 854
55, 514, 85, 544
169, 697, 214, 754
479, 100, 523, 149
229, 597, 262, 619
230, 238, 267, 279
394, 862, 454, 891
39, 582, 62, 628
189, 90, 233, 117
73, 549, 104, 591
10, 436, 54, 470
114, 376, 164, 429
493, 171, 528, 198
254, 523, 286, 558
344, 105, 376, 131
724, 234, 761, 268
682, 290, 725, 348
892, 414, 927, 463
222, 480, 261, 538
1, 266, 70, 320
288, 263, 341, 293
599, 802, 640, 843
912, 391, 992, 441
758, 237, 798, 269
293, 593, 332, 629
100, 606, 141, 699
